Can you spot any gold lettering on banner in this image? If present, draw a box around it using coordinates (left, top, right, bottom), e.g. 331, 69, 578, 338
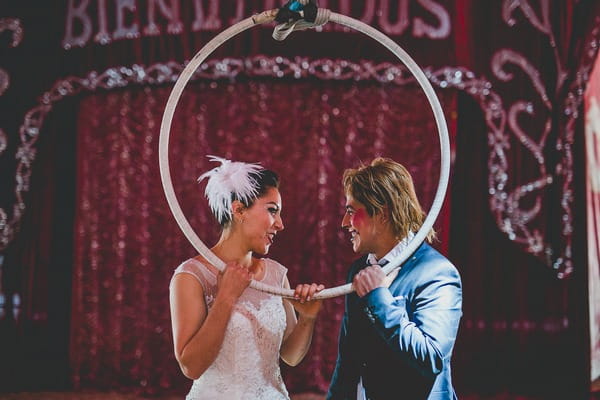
113, 0, 139, 40
414, 0, 450, 39
191, 0, 221, 31
61, 0, 453, 49
378, 0, 410, 36
62, 0, 92, 49
144, 0, 183, 36
328, 0, 375, 32
95, 0, 110, 44
230, 0, 246, 25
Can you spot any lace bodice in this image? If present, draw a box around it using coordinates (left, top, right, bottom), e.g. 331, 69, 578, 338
171, 258, 291, 400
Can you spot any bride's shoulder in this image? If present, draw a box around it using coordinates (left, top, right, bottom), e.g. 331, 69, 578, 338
261, 258, 289, 287
172, 257, 217, 283
262, 258, 288, 274
190, 255, 219, 274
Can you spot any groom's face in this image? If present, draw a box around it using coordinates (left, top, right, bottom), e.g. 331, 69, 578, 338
341, 194, 380, 255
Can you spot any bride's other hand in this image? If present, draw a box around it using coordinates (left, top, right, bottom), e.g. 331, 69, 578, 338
280, 281, 323, 366
292, 283, 325, 318
216, 262, 253, 303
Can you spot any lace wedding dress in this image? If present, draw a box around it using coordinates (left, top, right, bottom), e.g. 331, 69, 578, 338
171, 258, 291, 400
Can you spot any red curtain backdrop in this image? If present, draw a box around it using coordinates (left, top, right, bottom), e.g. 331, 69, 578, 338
71, 81, 456, 395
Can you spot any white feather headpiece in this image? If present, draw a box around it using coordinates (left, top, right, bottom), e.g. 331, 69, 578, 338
197, 155, 263, 224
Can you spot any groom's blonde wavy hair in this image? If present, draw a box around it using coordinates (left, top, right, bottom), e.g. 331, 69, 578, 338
342, 157, 435, 243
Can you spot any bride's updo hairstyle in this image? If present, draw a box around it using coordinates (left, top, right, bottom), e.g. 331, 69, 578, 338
198, 156, 279, 227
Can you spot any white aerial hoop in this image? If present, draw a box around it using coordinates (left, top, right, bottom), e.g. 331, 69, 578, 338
159, 7, 451, 299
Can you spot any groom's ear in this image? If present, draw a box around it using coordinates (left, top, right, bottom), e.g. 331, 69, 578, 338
376, 206, 390, 224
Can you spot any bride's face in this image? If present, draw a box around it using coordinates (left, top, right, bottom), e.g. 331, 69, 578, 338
238, 187, 284, 255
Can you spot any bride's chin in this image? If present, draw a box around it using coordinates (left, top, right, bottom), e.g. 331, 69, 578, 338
254, 245, 270, 255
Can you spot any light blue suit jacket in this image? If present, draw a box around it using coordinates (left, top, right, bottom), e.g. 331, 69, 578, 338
327, 243, 462, 400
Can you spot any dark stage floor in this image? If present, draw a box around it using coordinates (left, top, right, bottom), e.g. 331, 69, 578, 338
1, 392, 600, 400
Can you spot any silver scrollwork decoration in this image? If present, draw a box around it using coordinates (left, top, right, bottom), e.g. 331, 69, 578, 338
490, 49, 554, 261
2, 56, 500, 260
0, 18, 23, 250
0, 18, 24, 156
495, 1, 600, 277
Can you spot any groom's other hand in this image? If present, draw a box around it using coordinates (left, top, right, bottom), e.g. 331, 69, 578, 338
353, 265, 386, 297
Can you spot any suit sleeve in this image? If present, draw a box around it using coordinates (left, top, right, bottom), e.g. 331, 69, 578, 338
361, 258, 462, 378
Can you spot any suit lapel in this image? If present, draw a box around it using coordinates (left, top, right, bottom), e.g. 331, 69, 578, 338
387, 242, 426, 293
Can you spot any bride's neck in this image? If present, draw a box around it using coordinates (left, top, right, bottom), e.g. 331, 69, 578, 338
212, 234, 253, 268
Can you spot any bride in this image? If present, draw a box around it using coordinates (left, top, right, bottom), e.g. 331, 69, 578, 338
169, 156, 324, 399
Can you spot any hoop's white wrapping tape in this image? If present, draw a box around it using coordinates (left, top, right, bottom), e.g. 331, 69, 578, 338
159, 11, 450, 299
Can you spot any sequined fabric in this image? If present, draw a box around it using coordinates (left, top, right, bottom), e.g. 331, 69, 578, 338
71, 81, 454, 394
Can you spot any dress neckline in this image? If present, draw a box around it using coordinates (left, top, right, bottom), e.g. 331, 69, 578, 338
189, 257, 270, 283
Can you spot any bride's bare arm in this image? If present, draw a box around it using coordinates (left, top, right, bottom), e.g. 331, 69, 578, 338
280, 278, 324, 366
170, 263, 251, 379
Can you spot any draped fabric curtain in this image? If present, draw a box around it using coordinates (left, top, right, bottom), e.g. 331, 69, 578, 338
449, 94, 589, 397
70, 80, 455, 395
0, 99, 79, 391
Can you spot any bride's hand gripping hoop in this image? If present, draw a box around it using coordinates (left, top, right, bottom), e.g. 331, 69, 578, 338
159, 1, 451, 299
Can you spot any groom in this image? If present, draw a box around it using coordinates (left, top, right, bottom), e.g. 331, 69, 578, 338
327, 158, 462, 400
